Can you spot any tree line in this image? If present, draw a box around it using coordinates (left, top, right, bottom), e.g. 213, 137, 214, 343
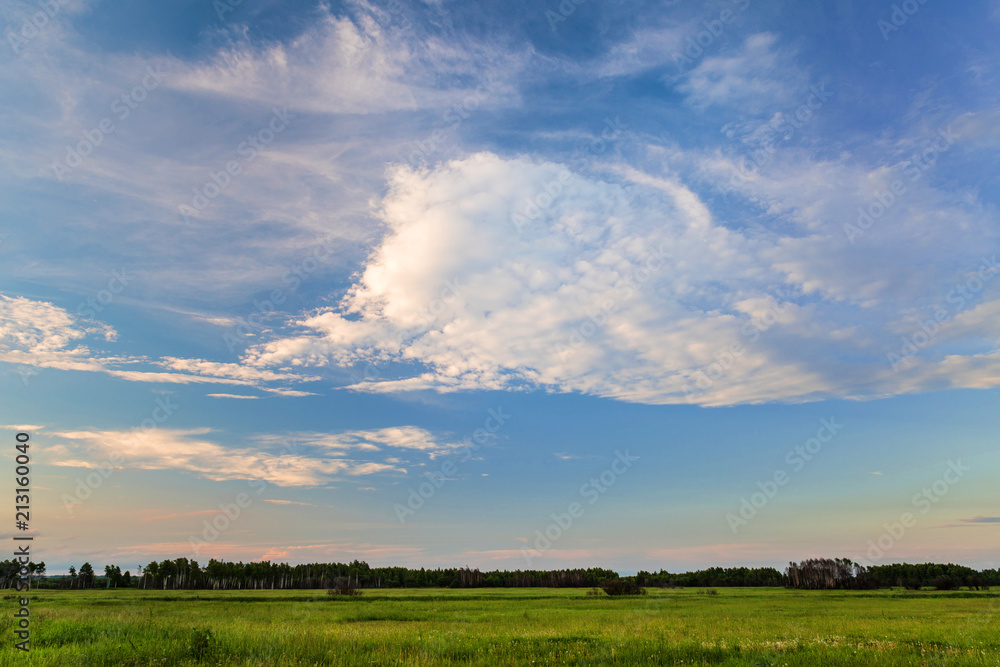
784, 558, 997, 591
3, 557, 996, 591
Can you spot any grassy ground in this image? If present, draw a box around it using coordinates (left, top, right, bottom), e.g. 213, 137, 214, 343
2, 587, 998, 665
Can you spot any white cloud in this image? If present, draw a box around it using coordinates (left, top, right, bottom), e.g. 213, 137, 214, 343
243, 152, 801, 403
240, 148, 1000, 406
48, 426, 435, 486
0, 294, 115, 372
253, 425, 458, 459
593, 27, 685, 78
0, 2, 525, 308
679, 33, 808, 113
3, 4, 997, 411
0, 293, 320, 392
206, 393, 261, 399
156, 357, 316, 383
169, 6, 521, 115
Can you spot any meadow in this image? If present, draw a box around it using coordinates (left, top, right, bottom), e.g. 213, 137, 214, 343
2, 587, 998, 666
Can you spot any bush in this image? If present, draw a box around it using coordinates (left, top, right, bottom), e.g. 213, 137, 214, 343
697, 588, 719, 596
969, 575, 988, 591
931, 576, 957, 591
187, 628, 215, 660
600, 579, 646, 596
327, 577, 363, 596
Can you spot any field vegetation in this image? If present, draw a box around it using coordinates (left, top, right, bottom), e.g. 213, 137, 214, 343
3, 586, 998, 666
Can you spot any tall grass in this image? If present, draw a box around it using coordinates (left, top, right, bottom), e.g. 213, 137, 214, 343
2, 587, 997, 665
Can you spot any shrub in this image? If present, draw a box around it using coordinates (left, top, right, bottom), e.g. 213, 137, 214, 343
697, 588, 719, 596
931, 576, 957, 591
600, 579, 646, 596
187, 628, 215, 660
327, 577, 363, 596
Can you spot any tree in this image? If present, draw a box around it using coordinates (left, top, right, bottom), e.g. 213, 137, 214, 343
78, 562, 95, 589
68, 565, 77, 590
104, 564, 123, 588
785, 558, 867, 590
143, 561, 159, 589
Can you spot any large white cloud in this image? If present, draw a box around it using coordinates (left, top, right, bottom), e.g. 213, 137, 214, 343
240, 148, 1000, 406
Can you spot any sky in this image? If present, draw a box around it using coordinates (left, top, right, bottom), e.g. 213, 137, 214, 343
1, 0, 998, 576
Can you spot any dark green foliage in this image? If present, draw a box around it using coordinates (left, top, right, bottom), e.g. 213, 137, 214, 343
6, 558, 999, 592
599, 579, 646, 596
634, 566, 785, 588
187, 627, 215, 660
77, 562, 95, 589
785, 558, 870, 590
328, 577, 363, 596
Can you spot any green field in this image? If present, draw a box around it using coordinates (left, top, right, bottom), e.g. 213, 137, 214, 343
3, 587, 998, 665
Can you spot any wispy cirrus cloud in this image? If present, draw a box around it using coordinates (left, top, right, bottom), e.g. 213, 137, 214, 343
0, 292, 318, 393
47, 425, 443, 486
678, 33, 808, 113
253, 425, 460, 459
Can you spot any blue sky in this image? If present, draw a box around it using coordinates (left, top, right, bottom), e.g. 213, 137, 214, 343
1, 0, 999, 575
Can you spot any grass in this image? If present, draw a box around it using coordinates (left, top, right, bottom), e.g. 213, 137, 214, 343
2, 587, 998, 665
